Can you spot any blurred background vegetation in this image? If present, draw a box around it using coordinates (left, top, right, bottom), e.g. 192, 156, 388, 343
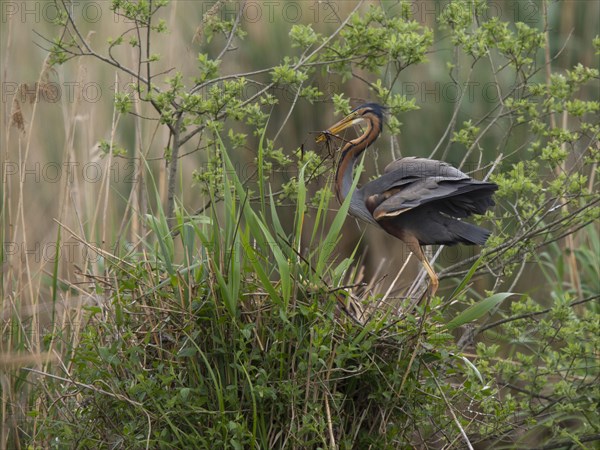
1, 0, 599, 448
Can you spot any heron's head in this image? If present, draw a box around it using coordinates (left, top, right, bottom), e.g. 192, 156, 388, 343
316, 103, 386, 143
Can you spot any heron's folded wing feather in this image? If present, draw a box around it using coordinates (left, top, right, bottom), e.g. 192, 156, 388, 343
383, 157, 469, 179
363, 157, 470, 197
361, 157, 496, 221
370, 180, 495, 220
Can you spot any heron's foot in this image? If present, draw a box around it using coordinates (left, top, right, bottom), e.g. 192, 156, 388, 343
427, 275, 439, 297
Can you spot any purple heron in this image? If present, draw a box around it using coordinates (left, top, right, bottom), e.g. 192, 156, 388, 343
316, 103, 497, 295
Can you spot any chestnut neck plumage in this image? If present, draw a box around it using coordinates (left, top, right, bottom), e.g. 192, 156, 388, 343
334, 111, 382, 203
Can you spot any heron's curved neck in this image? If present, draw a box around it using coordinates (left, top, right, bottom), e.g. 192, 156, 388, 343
335, 113, 381, 202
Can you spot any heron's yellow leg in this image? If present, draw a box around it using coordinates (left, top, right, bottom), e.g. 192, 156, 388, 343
420, 256, 439, 296
405, 237, 439, 297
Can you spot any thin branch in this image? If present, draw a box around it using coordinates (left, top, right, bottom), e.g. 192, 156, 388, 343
425, 363, 474, 450
146, 0, 153, 92
216, 0, 246, 62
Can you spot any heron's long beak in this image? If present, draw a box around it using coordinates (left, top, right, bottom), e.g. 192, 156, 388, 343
315, 112, 362, 143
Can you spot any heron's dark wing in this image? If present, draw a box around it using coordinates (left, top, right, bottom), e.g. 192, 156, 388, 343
361, 157, 496, 220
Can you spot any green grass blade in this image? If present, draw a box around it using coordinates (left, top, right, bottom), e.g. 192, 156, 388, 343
181, 221, 196, 266
447, 255, 484, 301
316, 155, 364, 274
238, 359, 258, 448
240, 232, 282, 303
214, 266, 236, 316
188, 338, 225, 413
146, 213, 175, 276
219, 133, 291, 304
294, 164, 307, 252
254, 218, 290, 304
268, 186, 286, 245
256, 123, 268, 216
309, 182, 332, 248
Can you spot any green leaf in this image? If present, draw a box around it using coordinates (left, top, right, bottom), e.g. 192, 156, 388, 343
179, 347, 197, 357
446, 293, 515, 330
455, 354, 484, 384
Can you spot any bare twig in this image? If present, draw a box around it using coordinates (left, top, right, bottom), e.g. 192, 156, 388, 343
425, 363, 474, 450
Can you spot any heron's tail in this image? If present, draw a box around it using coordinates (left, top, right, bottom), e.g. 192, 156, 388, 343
449, 220, 491, 246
